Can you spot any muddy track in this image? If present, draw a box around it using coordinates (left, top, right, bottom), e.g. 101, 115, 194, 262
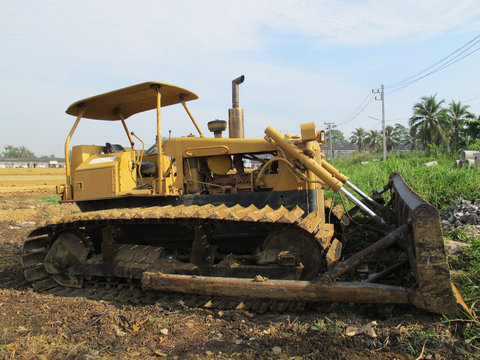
22, 236, 305, 314
20, 203, 333, 313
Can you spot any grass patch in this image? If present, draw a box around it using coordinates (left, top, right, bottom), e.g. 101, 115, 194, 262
392, 323, 453, 356
441, 228, 480, 350
35, 195, 60, 205
331, 151, 480, 351
311, 317, 343, 335
330, 152, 480, 210
446, 228, 480, 305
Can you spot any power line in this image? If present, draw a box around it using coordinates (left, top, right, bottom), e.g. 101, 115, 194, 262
386, 34, 480, 89
464, 90, 480, 103
468, 96, 480, 105
385, 34, 480, 94
337, 93, 374, 126
386, 46, 480, 94
387, 45, 480, 94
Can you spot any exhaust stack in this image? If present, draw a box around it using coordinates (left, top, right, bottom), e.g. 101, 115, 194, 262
229, 75, 245, 138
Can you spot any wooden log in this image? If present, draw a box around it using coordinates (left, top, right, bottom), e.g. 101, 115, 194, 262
142, 271, 410, 304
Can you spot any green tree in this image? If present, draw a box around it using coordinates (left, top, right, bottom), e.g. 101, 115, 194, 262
39, 154, 56, 159
365, 130, 382, 152
349, 128, 367, 152
393, 123, 411, 144
385, 125, 401, 152
330, 129, 345, 143
466, 115, 480, 144
2, 146, 35, 158
444, 100, 474, 151
409, 95, 447, 150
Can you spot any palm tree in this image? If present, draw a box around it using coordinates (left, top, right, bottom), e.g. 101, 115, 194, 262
18, 146, 35, 158
349, 128, 367, 152
444, 100, 474, 151
385, 125, 401, 152
365, 130, 382, 152
409, 95, 447, 150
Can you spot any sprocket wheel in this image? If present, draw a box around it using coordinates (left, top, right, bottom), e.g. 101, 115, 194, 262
262, 228, 323, 280
43, 232, 89, 288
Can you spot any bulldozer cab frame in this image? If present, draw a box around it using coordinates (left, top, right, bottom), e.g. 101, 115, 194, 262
60, 82, 327, 219
63, 81, 200, 200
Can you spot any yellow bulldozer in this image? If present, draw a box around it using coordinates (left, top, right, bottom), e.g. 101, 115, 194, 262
22, 76, 468, 316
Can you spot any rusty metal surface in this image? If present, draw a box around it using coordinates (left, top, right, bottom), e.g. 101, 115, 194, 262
389, 172, 470, 316
24, 202, 335, 286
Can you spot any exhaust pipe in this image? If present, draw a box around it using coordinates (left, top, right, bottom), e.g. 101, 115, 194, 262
229, 75, 245, 138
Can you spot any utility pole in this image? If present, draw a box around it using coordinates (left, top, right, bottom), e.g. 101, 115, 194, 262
372, 85, 386, 161
324, 122, 334, 159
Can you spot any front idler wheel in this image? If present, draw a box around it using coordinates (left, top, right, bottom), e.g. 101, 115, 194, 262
262, 228, 323, 280
43, 232, 90, 288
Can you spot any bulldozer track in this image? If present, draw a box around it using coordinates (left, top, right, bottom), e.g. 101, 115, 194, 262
28, 202, 332, 238
22, 239, 305, 313
21, 203, 333, 313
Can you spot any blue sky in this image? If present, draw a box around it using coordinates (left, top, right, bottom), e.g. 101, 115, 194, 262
1, 0, 480, 157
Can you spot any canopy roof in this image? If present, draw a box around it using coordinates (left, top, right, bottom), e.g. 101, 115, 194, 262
66, 82, 199, 120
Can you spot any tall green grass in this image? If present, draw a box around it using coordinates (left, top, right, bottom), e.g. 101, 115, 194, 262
331, 151, 480, 347
445, 228, 480, 346
330, 152, 480, 210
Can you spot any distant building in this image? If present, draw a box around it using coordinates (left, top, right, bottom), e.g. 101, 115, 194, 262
391, 143, 413, 152
321, 142, 357, 159
321, 142, 412, 159
0, 158, 66, 168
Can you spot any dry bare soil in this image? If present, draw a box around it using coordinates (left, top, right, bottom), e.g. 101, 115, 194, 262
0, 169, 476, 359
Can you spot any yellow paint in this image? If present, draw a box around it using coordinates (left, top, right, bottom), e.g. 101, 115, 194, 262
66, 82, 198, 120
300, 122, 316, 142
62, 81, 333, 208
207, 155, 232, 175
71, 148, 136, 201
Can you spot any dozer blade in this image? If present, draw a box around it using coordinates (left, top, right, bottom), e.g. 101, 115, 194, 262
142, 172, 470, 316
388, 172, 470, 316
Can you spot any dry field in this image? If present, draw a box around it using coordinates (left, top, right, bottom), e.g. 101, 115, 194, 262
0, 168, 64, 190
0, 169, 476, 359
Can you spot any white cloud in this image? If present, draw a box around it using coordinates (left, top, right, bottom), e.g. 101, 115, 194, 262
264, 0, 480, 45
1, 0, 479, 155
3, 1, 480, 69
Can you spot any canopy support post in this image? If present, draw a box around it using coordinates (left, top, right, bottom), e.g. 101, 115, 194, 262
64, 108, 85, 200
117, 112, 135, 152
181, 101, 204, 137
155, 86, 163, 194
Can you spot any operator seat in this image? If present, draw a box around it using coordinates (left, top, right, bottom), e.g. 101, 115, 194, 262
104, 143, 126, 154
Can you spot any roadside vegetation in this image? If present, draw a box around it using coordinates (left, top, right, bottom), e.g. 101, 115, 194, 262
348, 95, 479, 155
331, 151, 480, 210
328, 149, 480, 357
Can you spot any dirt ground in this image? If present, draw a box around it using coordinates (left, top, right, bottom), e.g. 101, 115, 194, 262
0, 169, 477, 359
